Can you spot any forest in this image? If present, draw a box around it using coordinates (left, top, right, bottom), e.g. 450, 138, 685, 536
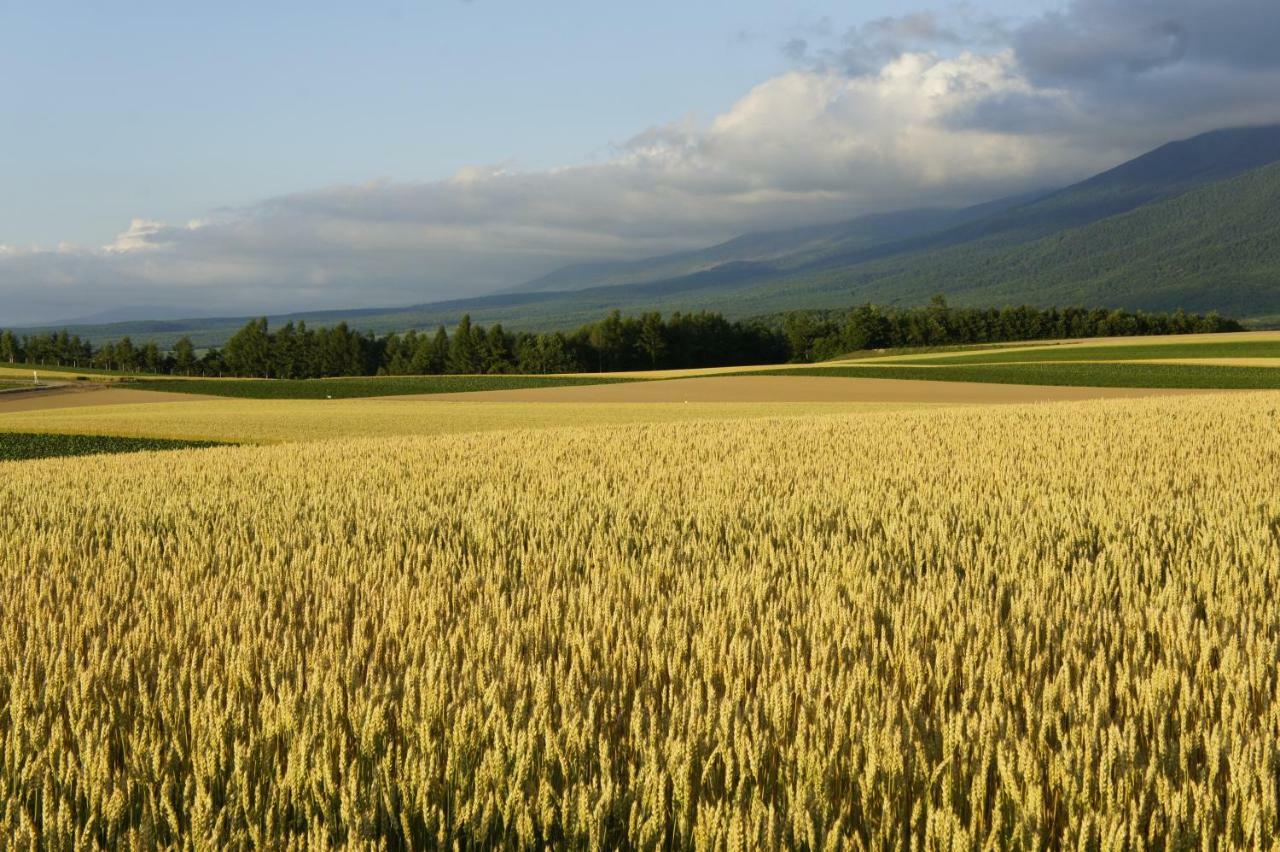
0, 301, 1241, 378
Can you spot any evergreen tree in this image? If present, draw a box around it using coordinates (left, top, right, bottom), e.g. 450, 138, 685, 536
482, 324, 515, 373
588, 309, 626, 371
173, 337, 196, 375
271, 322, 301, 379
448, 315, 481, 374
428, 326, 450, 374
225, 318, 272, 378
637, 312, 668, 368
116, 337, 138, 371
140, 341, 161, 373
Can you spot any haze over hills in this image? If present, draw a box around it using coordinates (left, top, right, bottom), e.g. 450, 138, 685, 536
515, 125, 1280, 298
14, 125, 1280, 348
507, 196, 1048, 295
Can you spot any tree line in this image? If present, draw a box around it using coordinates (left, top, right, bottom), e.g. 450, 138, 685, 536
778, 298, 1242, 362
0, 301, 1243, 377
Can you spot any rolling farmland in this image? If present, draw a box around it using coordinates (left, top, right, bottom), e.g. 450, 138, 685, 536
3, 392, 1279, 846
11, 14, 1280, 850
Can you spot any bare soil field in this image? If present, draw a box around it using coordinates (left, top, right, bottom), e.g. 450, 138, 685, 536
0, 385, 215, 414
392, 375, 1219, 404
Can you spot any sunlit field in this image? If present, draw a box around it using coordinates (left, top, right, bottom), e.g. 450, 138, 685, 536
0, 397, 912, 444
3, 392, 1279, 847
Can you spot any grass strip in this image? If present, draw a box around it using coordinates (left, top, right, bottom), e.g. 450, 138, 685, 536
748, 362, 1280, 389
125, 375, 646, 399
0, 432, 224, 462
896, 340, 1280, 365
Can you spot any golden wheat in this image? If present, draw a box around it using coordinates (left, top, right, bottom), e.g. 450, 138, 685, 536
2, 393, 1279, 848
0, 398, 913, 444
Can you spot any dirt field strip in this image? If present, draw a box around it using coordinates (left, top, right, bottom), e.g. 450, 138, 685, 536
0, 385, 218, 414
384, 375, 1223, 404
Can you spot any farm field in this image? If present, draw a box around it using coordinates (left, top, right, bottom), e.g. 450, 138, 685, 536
761, 361, 1280, 388
2, 392, 1278, 847
411, 373, 1216, 404
880, 337, 1280, 365
0, 431, 220, 461
14, 14, 1280, 848
0, 396, 910, 444
3, 331, 1279, 846
0, 368, 1226, 446
0, 386, 217, 415
124, 374, 643, 399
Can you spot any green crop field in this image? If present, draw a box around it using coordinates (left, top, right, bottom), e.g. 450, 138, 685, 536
0, 432, 223, 462
126, 374, 644, 399
760, 361, 1280, 388
894, 339, 1280, 365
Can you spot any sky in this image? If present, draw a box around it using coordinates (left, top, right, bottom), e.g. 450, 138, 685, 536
3, 0, 1280, 325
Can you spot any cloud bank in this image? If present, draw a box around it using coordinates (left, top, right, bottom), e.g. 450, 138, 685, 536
4, 0, 1280, 326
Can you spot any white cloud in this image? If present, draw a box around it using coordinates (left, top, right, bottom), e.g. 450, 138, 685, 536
101, 219, 174, 254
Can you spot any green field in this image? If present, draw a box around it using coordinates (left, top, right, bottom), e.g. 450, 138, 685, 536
895, 339, 1280, 365
0, 432, 223, 462
107, 336, 1280, 395
759, 362, 1280, 389
0, 381, 30, 392
126, 374, 643, 399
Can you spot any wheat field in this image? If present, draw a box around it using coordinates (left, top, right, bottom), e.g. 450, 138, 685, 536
0, 397, 915, 444
2, 393, 1279, 848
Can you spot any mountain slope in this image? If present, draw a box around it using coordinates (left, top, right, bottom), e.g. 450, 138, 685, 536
833, 158, 1280, 316
527, 123, 1280, 318
511, 208, 966, 294
512, 192, 1050, 294
787, 124, 1280, 279
516, 125, 1280, 297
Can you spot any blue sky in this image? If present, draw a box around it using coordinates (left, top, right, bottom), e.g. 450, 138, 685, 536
2, 0, 1278, 324
2, 0, 1041, 248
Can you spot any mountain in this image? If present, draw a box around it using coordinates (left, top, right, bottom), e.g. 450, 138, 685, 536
38, 305, 220, 327
820, 158, 1280, 317
509, 201, 1041, 294
486, 124, 1280, 322
514, 125, 1280, 297
14, 124, 1280, 348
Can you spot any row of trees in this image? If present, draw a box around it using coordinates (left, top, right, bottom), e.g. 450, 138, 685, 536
219, 311, 788, 379
0, 328, 174, 373
0, 301, 1243, 378
779, 299, 1242, 362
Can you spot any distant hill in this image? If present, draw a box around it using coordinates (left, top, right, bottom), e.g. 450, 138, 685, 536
508, 200, 1042, 294
14, 124, 1280, 348
515, 125, 1280, 296
830, 159, 1280, 317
